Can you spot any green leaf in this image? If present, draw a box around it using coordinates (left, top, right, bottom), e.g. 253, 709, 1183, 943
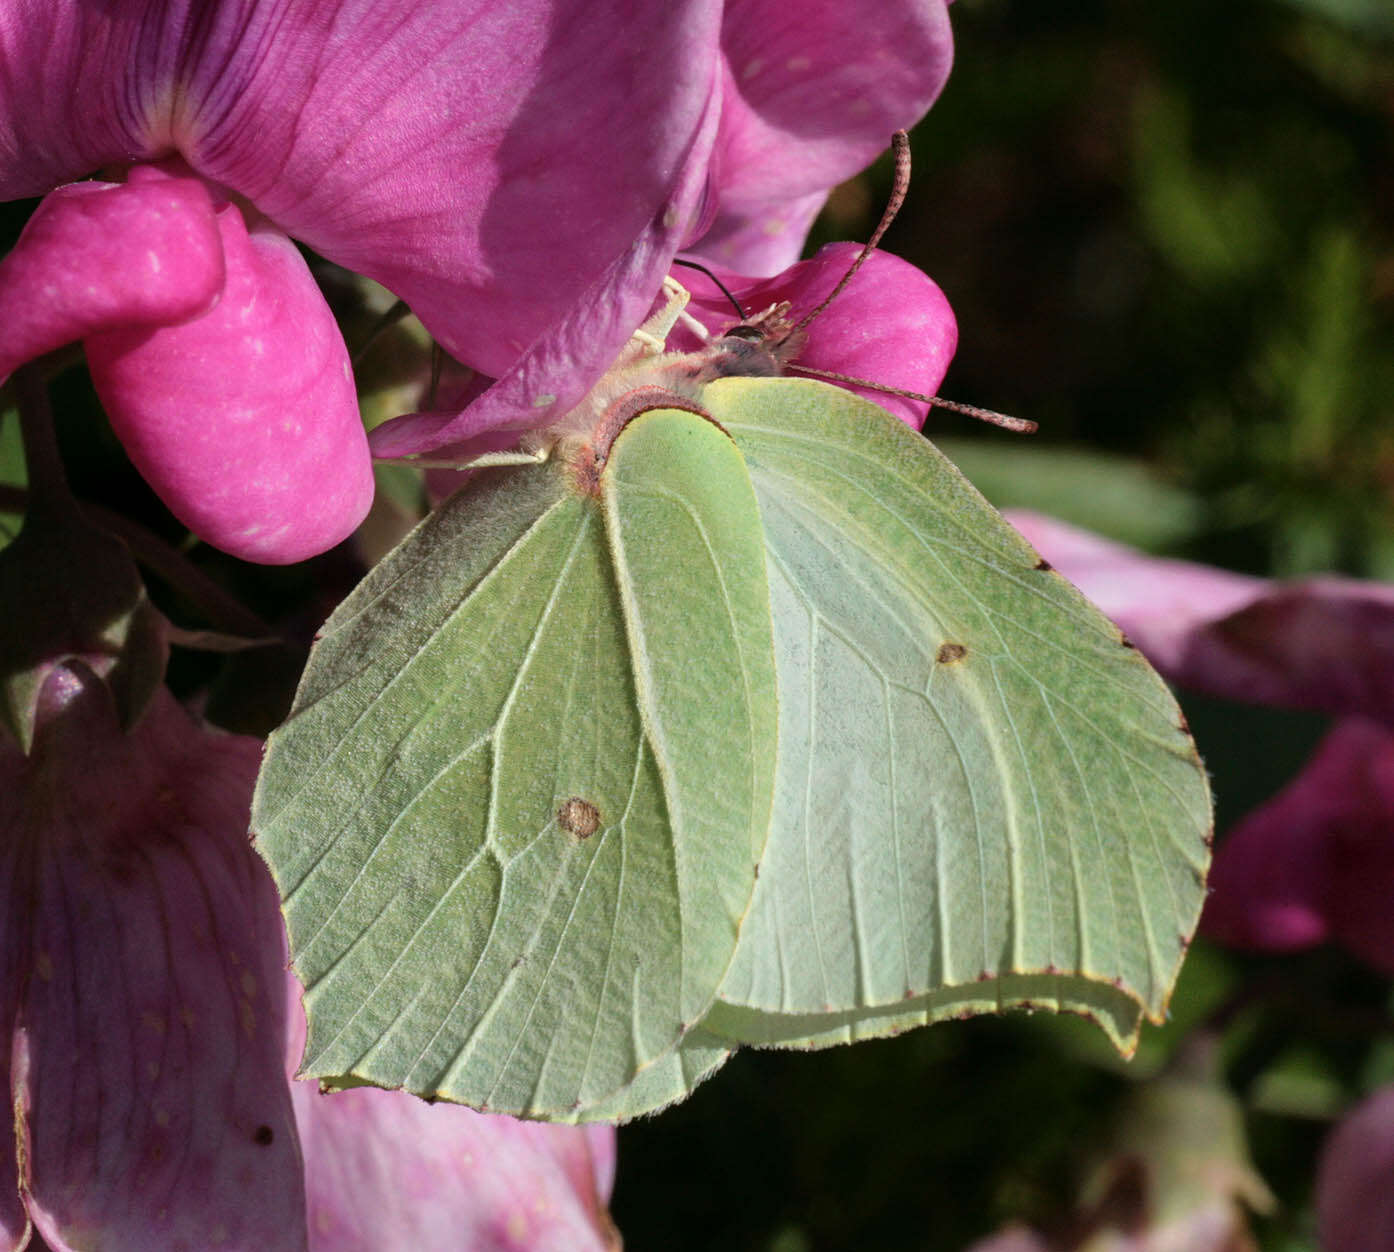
253, 410, 777, 1119
704, 377, 1211, 1054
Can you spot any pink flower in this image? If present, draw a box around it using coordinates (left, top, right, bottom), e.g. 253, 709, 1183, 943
1007, 511, 1394, 973
1316, 1084, 1394, 1252
0, 663, 617, 1251
0, 0, 727, 561
368, 0, 956, 461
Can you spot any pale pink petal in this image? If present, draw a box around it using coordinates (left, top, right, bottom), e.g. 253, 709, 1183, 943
1317, 1085, 1394, 1252
674, 243, 958, 426
292, 1084, 619, 1252
0, 667, 305, 1252
86, 189, 372, 565
1203, 719, 1394, 973
1004, 511, 1394, 725
284, 975, 619, 1252
697, 0, 954, 273
0, 0, 724, 384
0, 177, 223, 384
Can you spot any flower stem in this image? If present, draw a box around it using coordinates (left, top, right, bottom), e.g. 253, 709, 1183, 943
11, 365, 73, 514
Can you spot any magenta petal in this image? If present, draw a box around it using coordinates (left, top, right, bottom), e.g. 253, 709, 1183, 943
686, 189, 826, 278
1203, 719, 1394, 973
677, 243, 958, 426
0, 177, 223, 384
1004, 511, 1394, 725
369, 82, 724, 461
86, 203, 372, 564
1317, 1085, 1394, 1252
289, 984, 618, 1252
696, 0, 953, 273
1, 668, 305, 1252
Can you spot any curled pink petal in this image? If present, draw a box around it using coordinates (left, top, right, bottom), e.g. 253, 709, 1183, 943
694, 0, 954, 273
1317, 1085, 1394, 1252
1004, 511, 1394, 725
1202, 719, 1394, 973
675, 243, 958, 426
0, 177, 224, 383
0, 666, 306, 1252
86, 198, 373, 564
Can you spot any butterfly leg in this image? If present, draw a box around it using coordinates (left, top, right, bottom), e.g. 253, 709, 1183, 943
629, 275, 695, 356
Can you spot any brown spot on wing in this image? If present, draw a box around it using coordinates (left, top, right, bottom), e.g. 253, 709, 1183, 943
557, 797, 601, 839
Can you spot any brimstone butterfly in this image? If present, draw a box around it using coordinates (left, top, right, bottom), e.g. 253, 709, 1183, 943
252, 146, 1211, 1123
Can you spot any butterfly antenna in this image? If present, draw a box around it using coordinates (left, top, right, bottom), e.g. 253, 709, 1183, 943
784, 362, 1038, 434
671, 257, 747, 319
783, 130, 912, 342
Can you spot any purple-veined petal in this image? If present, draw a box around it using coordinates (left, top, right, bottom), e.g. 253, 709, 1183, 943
85, 187, 372, 565
1004, 511, 1394, 726
0, 0, 724, 385
674, 242, 958, 426
0, 666, 305, 1252
1202, 718, 1394, 973
284, 976, 619, 1251
693, 0, 954, 273
0, 177, 224, 384
1317, 1085, 1394, 1252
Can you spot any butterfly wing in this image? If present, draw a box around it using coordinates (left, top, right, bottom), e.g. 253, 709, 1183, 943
703, 376, 1211, 1053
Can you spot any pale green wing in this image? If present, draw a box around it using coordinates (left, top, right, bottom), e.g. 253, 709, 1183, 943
252, 410, 776, 1120
706, 376, 1211, 1052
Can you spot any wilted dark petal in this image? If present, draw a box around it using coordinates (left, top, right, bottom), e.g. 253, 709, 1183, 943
1317, 1085, 1394, 1252
0, 667, 306, 1251
673, 243, 958, 426
696, 0, 954, 274
1203, 719, 1394, 973
1004, 511, 1394, 725
86, 189, 372, 565
0, 177, 223, 385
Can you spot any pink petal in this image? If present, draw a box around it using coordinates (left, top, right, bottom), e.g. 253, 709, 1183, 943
292, 1085, 619, 1252
675, 243, 958, 426
285, 978, 619, 1252
696, 0, 954, 273
0, 667, 306, 1252
369, 83, 723, 461
1317, 1085, 1394, 1252
0, 177, 224, 384
86, 187, 372, 565
0, 0, 725, 389
1004, 511, 1394, 725
1202, 719, 1394, 973
686, 189, 825, 279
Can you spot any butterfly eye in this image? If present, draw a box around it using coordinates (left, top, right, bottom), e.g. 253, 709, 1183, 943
723, 325, 766, 343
